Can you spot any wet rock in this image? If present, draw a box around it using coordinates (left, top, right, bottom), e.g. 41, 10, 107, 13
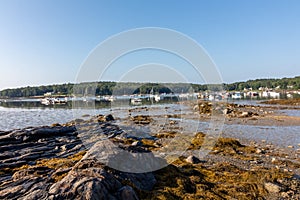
223, 108, 232, 115
105, 114, 115, 121
0, 125, 81, 173
97, 114, 115, 122
51, 123, 61, 127
198, 102, 212, 114
74, 118, 85, 123
131, 115, 152, 125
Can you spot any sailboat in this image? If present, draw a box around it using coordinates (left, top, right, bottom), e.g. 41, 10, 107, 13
149, 87, 154, 98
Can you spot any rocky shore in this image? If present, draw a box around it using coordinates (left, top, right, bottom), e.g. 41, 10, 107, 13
1, 103, 300, 199
261, 98, 300, 106
191, 100, 300, 126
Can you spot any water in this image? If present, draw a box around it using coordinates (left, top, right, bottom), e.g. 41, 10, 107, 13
0, 99, 183, 131
282, 109, 300, 117
170, 118, 300, 149
0, 107, 78, 131
0, 99, 300, 149
222, 124, 300, 148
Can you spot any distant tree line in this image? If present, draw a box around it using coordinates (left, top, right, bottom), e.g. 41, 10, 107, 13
1, 76, 300, 98
0, 83, 74, 98
225, 76, 300, 91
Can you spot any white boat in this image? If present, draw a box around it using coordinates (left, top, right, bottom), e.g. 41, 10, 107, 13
40, 98, 54, 105
262, 91, 269, 98
40, 97, 66, 105
107, 96, 117, 102
154, 94, 162, 102
149, 87, 154, 99
179, 93, 189, 99
232, 92, 242, 99
208, 95, 215, 101
269, 92, 280, 98
131, 98, 142, 105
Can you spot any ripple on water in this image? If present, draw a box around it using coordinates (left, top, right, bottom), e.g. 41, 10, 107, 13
1, 104, 299, 149
180, 118, 300, 148
0, 103, 186, 131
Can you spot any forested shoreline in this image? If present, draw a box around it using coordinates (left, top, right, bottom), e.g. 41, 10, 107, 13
1, 76, 300, 98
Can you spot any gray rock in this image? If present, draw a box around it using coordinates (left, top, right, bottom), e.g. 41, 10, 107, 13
49, 167, 125, 200
83, 140, 167, 173
0, 120, 158, 200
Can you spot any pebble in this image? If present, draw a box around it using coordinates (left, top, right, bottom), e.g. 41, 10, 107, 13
250, 160, 263, 164
264, 182, 282, 193
241, 111, 250, 117
185, 155, 201, 164
256, 148, 263, 154
131, 141, 142, 147
169, 120, 177, 125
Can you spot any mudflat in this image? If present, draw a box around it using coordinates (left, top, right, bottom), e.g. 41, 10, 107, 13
0, 100, 300, 199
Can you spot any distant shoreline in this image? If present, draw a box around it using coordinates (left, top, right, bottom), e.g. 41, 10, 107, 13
0, 76, 300, 99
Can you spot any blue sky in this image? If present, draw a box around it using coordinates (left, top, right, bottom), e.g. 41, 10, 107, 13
0, 0, 300, 90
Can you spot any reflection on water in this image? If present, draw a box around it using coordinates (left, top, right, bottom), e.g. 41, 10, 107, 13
282, 110, 300, 117
0, 101, 110, 109
0, 108, 75, 131
0, 98, 179, 109
0, 99, 181, 131
1, 99, 300, 149
222, 124, 300, 148
181, 119, 300, 149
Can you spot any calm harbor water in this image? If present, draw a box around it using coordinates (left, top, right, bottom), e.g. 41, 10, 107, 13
0, 99, 299, 149
0, 99, 180, 131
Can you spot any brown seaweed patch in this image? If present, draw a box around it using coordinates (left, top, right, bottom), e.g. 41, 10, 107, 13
131, 115, 153, 124
262, 98, 300, 106
154, 131, 177, 139
141, 157, 293, 200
